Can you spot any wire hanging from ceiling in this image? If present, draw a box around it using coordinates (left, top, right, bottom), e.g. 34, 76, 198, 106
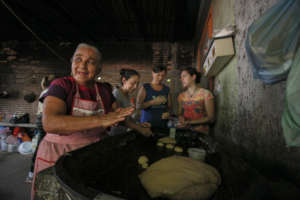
0, 0, 68, 64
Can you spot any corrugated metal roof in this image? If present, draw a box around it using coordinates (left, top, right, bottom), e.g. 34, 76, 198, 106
1, 0, 206, 42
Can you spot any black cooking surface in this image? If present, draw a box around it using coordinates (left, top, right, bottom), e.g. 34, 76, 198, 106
54, 131, 178, 200
53, 129, 295, 200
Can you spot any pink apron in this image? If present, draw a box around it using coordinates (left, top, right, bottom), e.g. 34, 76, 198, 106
31, 83, 106, 200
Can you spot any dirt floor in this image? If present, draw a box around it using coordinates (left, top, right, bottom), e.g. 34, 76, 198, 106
0, 151, 32, 200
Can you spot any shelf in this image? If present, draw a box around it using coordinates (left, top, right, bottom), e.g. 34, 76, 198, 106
0, 122, 37, 128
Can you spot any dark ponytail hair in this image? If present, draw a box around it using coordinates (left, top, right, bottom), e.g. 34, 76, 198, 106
120, 69, 140, 85
181, 67, 201, 83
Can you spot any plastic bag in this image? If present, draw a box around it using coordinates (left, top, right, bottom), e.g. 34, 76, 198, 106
282, 47, 300, 147
246, 0, 300, 84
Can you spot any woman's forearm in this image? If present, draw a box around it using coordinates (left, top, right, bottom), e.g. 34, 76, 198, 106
187, 116, 214, 125
43, 114, 105, 134
43, 109, 133, 134
124, 118, 140, 131
137, 100, 154, 110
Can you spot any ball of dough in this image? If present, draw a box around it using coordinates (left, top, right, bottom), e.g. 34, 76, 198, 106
166, 144, 174, 150
141, 163, 149, 169
157, 142, 164, 147
174, 146, 183, 153
138, 155, 149, 165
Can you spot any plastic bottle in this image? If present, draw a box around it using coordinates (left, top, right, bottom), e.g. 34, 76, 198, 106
17, 133, 23, 143
168, 119, 176, 139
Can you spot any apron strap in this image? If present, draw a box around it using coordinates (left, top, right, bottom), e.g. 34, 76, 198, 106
94, 83, 106, 113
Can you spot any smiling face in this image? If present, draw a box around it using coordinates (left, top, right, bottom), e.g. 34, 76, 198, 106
122, 75, 140, 94
152, 70, 166, 84
71, 45, 101, 86
181, 70, 196, 88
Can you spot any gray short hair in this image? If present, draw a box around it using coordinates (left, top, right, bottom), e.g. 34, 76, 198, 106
73, 43, 102, 68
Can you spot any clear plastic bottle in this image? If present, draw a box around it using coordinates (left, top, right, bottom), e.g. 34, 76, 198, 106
169, 127, 176, 139
168, 118, 176, 139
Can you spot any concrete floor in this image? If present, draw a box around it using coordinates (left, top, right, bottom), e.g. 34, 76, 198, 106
0, 151, 32, 200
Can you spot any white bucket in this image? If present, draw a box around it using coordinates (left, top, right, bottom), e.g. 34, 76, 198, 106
0, 133, 7, 140
1, 140, 8, 151
18, 142, 33, 155
8, 143, 19, 152
188, 148, 206, 161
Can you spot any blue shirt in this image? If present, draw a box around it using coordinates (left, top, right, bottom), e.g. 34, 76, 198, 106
140, 83, 169, 128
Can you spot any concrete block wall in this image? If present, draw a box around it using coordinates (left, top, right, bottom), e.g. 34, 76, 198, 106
234, 0, 300, 182
205, 0, 300, 183
0, 41, 194, 123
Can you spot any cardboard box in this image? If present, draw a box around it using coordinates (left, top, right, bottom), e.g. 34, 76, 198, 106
203, 37, 235, 77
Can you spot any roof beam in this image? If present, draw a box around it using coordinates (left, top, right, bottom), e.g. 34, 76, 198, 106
41, 0, 98, 42
127, 0, 147, 40
4, 0, 63, 40
174, 0, 186, 41
194, 0, 212, 44
93, 0, 121, 41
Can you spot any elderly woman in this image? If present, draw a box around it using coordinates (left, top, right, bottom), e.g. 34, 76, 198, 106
177, 67, 215, 134
31, 43, 133, 199
136, 65, 171, 129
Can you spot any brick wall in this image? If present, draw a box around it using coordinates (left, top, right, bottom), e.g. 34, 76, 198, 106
0, 41, 194, 123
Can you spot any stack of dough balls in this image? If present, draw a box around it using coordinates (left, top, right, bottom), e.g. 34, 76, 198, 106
158, 136, 176, 145
157, 136, 176, 150
139, 156, 221, 200
157, 137, 183, 154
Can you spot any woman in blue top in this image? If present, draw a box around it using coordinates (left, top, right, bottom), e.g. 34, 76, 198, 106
136, 65, 171, 129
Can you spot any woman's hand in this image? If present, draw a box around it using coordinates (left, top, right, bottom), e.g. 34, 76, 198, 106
176, 116, 188, 128
141, 122, 151, 128
99, 107, 134, 128
151, 96, 167, 105
161, 112, 170, 119
138, 126, 153, 137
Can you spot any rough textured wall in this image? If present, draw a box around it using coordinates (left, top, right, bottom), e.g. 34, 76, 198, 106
213, 57, 239, 143
210, 0, 239, 143
0, 41, 194, 122
212, 0, 300, 183
212, 0, 235, 30
235, 0, 300, 174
